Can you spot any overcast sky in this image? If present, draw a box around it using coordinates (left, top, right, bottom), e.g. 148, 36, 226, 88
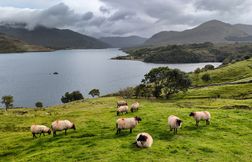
0, 0, 251, 38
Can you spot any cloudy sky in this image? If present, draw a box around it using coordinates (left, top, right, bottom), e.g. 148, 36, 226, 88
0, 0, 252, 38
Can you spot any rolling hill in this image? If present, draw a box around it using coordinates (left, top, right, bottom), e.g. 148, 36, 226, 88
0, 33, 52, 53
100, 36, 147, 48
144, 20, 250, 45
234, 24, 252, 35
0, 25, 110, 49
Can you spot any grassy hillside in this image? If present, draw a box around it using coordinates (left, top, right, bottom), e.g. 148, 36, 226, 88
190, 58, 252, 86
0, 33, 52, 53
0, 96, 251, 161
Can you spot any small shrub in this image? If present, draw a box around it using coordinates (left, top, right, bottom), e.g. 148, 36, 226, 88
203, 64, 215, 70
201, 73, 211, 82
35, 101, 43, 108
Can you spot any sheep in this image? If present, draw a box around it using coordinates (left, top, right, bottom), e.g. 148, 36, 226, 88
135, 132, 153, 148
117, 100, 127, 108
116, 116, 142, 134
168, 115, 183, 134
189, 111, 211, 127
51, 120, 76, 136
130, 102, 140, 112
30, 125, 51, 138
117, 105, 129, 116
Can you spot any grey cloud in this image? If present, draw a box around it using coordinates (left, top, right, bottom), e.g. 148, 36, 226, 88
0, 0, 252, 37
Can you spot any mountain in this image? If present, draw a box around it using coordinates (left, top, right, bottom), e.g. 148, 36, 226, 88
100, 36, 147, 48
0, 33, 51, 53
233, 24, 252, 35
145, 20, 249, 45
0, 25, 110, 49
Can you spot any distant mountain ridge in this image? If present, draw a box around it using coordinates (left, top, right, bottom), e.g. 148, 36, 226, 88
0, 25, 110, 49
100, 36, 147, 48
0, 33, 51, 53
145, 20, 252, 45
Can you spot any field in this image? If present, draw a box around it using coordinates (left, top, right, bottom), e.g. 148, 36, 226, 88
1, 57, 252, 162
0, 96, 251, 162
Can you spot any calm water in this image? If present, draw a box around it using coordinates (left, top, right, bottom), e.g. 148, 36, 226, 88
0, 49, 221, 107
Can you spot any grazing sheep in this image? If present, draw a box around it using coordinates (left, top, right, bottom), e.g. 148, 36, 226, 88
135, 132, 153, 148
117, 100, 127, 108
189, 111, 211, 127
30, 125, 51, 138
116, 116, 142, 134
117, 105, 129, 116
130, 102, 140, 112
51, 120, 76, 136
168, 115, 183, 134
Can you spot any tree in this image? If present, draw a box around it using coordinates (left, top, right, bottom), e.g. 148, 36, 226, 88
203, 64, 215, 71
61, 91, 84, 103
1, 95, 14, 111
88, 89, 100, 98
201, 73, 211, 82
35, 101, 43, 108
142, 67, 191, 99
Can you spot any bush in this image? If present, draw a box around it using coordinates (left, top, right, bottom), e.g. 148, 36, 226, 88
61, 91, 84, 103
35, 102, 43, 108
194, 68, 201, 74
203, 64, 215, 70
201, 73, 211, 82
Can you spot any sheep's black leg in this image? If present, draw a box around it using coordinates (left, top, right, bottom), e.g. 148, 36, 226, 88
206, 120, 210, 125
39, 133, 41, 137
130, 128, 132, 133
43, 132, 45, 136
196, 121, 199, 127
65, 129, 67, 135
170, 126, 172, 131
33, 133, 36, 138
53, 131, 56, 137
175, 128, 177, 134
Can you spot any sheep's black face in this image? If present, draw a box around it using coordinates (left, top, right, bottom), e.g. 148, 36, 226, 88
48, 129, 51, 135
72, 124, 76, 130
135, 116, 142, 122
177, 119, 182, 126
189, 112, 194, 116
137, 135, 147, 142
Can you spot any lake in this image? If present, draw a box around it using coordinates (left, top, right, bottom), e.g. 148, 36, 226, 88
0, 49, 221, 107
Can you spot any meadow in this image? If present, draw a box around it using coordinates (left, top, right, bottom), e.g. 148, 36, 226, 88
0, 96, 251, 162
0, 58, 252, 161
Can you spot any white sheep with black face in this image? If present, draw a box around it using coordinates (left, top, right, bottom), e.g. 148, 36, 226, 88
189, 111, 211, 127
116, 116, 142, 134
117, 100, 127, 108
51, 120, 76, 136
30, 125, 51, 138
135, 132, 153, 148
168, 115, 183, 134
131, 102, 140, 112
117, 105, 129, 116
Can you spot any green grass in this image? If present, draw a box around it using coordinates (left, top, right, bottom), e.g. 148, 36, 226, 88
190, 58, 252, 86
0, 97, 252, 161
173, 83, 252, 100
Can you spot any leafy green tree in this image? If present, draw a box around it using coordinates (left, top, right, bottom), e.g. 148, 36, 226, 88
201, 73, 211, 82
142, 67, 191, 98
35, 101, 43, 108
1, 95, 14, 111
89, 89, 100, 98
61, 91, 84, 103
